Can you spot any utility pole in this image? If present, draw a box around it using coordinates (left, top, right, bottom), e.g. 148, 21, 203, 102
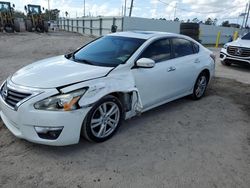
245, 1, 250, 28
124, 0, 127, 16
173, 2, 177, 20
242, 3, 248, 28
129, 0, 134, 17
48, 0, 50, 10
84, 0, 86, 17
48, 0, 51, 20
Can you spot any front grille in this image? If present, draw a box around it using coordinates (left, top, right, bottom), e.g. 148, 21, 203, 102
227, 46, 250, 57
1, 83, 31, 108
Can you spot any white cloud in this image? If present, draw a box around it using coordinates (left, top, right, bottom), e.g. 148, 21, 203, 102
9, 0, 249, 24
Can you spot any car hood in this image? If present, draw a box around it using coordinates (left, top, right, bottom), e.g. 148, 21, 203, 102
228, 38, 250, 48
11, 55, 113, 88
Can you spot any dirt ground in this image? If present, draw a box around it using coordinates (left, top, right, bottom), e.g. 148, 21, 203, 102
0, 32, 249, 188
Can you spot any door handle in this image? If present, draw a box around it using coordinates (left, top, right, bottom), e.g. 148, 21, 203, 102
194, 59, 200, 63
167, 66, 176, 72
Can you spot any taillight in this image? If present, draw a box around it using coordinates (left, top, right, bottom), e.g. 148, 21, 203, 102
210, 53, 216, 63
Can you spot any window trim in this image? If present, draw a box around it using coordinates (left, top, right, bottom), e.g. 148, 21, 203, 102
192, 42, 200, 54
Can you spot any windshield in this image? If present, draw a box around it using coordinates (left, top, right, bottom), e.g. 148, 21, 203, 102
28, 5, 41, 14
241, 32, 250, 40
73, 36, 145, 67
0, 2, 10, 12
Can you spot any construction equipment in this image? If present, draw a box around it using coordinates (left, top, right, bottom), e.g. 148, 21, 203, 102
24, 4, 48, 32
0, 1, 20, 32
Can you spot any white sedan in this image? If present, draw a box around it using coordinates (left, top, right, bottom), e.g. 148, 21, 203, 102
0, 31, 215, 146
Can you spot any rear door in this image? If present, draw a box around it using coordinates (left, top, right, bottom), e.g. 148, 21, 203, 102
169, 38, 201, 95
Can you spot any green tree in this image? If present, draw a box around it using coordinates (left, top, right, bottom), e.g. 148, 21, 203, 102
174, 17, 179, 22
221, 20, 230, 27
192, 17, 199, 23
44, 9, 60, 20
204, 17, 213, 25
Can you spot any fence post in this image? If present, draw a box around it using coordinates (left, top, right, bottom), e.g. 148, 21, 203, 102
76, 19, 79, 33
233, 31, 238, 41
215, 31, 221, 48
99, 18, 102, 36
67, 19, 69, 31
71, 19, 73, 32
90, 19, 93, 35
82, 19, 85, 34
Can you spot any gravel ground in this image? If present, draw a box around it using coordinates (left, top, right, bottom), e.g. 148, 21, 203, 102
0, 32, 249, 188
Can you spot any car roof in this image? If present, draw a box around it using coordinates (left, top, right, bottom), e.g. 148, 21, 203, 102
108, 31, 182, 40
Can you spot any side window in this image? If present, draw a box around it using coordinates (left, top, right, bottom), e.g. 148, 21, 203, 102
193, 43, 200, 53
172, 38, 194, 58
139, 39, 171, 63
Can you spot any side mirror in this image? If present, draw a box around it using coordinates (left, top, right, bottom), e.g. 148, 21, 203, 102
136, 58, 155, 68
24, 6, 27, 12
12, 4, 15, 8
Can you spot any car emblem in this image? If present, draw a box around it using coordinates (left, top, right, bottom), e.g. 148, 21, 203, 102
2, 86, 8, 101
235, 48, 242, 56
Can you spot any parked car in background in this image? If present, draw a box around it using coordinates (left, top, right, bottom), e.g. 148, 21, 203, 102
0, 31, 215, 146
220, 32, 250, 66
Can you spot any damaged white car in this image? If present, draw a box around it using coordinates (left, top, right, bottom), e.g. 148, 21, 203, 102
0, 31, 215, 146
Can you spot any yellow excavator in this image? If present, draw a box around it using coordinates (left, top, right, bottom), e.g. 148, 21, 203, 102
0, 1, 20, 32
24, 4, 48, 32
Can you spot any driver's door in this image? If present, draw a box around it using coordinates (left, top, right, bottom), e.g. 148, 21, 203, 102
132, 38, 177, 109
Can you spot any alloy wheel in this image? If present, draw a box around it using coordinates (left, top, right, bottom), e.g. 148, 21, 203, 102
90, 101, 120, 138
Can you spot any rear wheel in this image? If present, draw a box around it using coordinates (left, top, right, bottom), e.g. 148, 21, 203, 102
81, 95, 123, 142
192, 72, 208, 100
14, 20, 20, 32
35, 24, 44, 33
4, 23, 14, 33
25, 20, 32, 32
0, 23, 3, 32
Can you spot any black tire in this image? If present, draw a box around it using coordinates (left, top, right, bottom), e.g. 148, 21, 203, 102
180, 28, 199, 36
35, 24, 44, 33
192, 72, 208, 100
81, 95, 123, 142
14, 20, 20, 32
25, 20, 32, 32
44, 21, 49, 32
180, 23, 199, 30
0, 23, 3, 32
221, 61, 231, 66
4, 24, 14, 33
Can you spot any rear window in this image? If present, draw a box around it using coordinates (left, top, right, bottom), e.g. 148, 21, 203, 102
172, 38, 194, 58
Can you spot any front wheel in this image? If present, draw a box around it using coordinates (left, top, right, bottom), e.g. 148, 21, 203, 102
192, 72, 208, 100
81, 95, 122, 142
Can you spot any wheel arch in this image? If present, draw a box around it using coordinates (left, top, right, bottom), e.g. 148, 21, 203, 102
200, 69, 210, 83
104, 91, 134, 119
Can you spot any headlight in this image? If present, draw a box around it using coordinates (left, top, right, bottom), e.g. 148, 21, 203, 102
34, 88, 87, 111
223, 44, 228, 49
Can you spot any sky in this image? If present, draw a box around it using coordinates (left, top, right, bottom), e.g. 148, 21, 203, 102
9, 0, 249, 24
